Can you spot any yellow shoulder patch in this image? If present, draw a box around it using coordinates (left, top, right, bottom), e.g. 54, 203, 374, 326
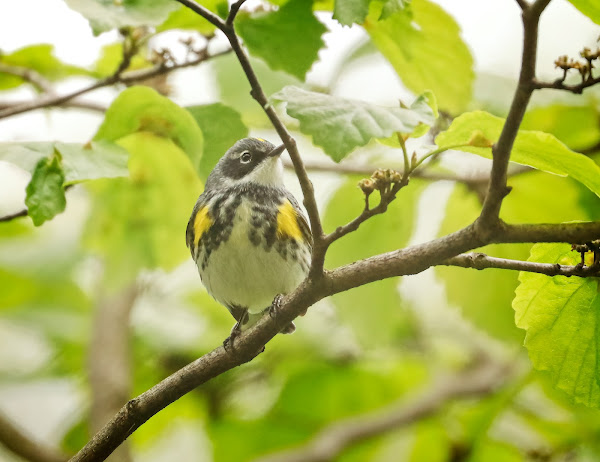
276, 200, 303, 240
193, 207, 212, 246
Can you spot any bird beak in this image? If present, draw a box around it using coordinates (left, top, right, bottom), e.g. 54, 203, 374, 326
268, 144, 286, 157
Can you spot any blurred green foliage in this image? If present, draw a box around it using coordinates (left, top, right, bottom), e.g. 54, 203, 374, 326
2, 0, 600, 461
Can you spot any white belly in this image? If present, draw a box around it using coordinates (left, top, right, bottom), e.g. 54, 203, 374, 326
198, 201, 309, 314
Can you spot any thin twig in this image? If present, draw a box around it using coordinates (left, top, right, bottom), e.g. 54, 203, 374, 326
531, 75, 600, 94
0, 208, 28, 223
226, 0, 248, 25
443, 252, 600, 277
0, 410, 68, 462
0, 48, 232, 120
514, 0, 529, 10
284, 159, 532, 184
0, 63, 54, 93
253, 359, 512, 462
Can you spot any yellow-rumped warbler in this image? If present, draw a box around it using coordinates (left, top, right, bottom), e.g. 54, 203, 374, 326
186, 138, 312, 338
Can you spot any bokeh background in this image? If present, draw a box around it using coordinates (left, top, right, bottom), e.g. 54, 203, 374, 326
1, 0, 600, 461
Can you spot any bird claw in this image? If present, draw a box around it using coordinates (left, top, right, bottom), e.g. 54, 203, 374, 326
269, 294, 284, 319
269, 294, 296, 334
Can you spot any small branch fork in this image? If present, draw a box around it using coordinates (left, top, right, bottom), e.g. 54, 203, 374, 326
64, 0, 600, 460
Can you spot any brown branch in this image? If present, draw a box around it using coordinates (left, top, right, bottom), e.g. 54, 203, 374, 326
443, 252, 600, 277
253, 359, 511, 462
477, 0, 551, 232
175, 0, 325, 277
0, 208, 28, 223
68, 218, 600, 462
323, 176, 409, 246
226, 0, 248, 25
0, 48, 232, 120
531, 75, 600, 94
514, 0, 529, 9
0, 99, 108, 113
88, 284, 139, 462
0, 410, 68, 462
0, 63, 54, 93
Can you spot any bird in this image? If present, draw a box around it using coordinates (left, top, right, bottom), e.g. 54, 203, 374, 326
186, 137, 312, 342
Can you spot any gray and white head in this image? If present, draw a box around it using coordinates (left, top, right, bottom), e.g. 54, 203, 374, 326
206, 138, 286, 190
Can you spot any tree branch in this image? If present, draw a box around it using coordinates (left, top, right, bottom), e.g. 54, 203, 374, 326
0, 208, 28, 223
443, 251, 600, 277
253, 359, 512, 462
0, 63, 54, 93
531, 75, 600, 94
0, 48, 232, 120
226, 0, 248, 25
0, 410, 68, 462
88, 284, 139, 462
69, 217, 600, 462
477, 0, 551, 231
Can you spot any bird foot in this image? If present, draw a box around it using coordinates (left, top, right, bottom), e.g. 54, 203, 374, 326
269, 294, 295, 334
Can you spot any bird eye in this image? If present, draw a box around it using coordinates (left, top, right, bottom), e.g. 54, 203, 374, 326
240, 151, 252, 163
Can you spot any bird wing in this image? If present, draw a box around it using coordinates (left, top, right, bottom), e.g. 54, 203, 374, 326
186, 194, 212, 256
281, 191, 313, 249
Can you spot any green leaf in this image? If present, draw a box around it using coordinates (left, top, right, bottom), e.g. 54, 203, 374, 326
25, 154, 66, 226
521, 103, 600, 152
236, 0, 327, 80
0, 141, 129, 184
567, 0, 600, 25
272, 86, 435, 161
186, 103, 248, 181
0, 44, 88, 90
379, 0, 410, 19
157, 0, 227, 35
63, 0, 178, 35
332, 0, 410, 25
365, 0, 474, 114
94, 86, 203, 173
513, 243, 600, 409
333, 0, 371, 25
323, 178, 425, 347
85, 132, 202, 287
435, 110, 600, 197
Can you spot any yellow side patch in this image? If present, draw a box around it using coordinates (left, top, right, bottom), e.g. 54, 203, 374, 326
193, 207, 212, 246
276, 200, 303, 240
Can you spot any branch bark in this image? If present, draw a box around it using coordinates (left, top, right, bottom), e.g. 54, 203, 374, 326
532, 75, 600, 94
0, 410, 68, 462
443, 252, 600, 277
88, 285, 139, 462
252, 359, 511, 462
477, 0, 551, 230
